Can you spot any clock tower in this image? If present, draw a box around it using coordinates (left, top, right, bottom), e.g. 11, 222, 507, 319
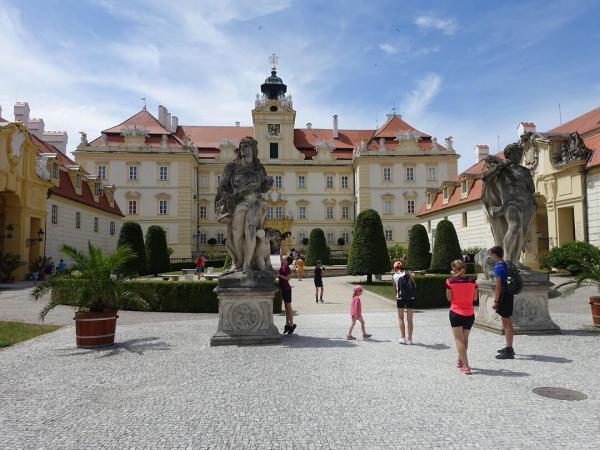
252, 54, 299, 161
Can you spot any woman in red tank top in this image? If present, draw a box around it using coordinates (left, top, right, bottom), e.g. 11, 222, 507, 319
446, 260, 478, 375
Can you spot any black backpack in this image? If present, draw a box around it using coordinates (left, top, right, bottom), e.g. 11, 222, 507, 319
397, 274, 416, 299
503, 261, 523, 295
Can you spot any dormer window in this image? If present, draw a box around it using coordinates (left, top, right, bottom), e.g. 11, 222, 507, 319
95, 183, 102, 196
443, 187, 449, 200
52, 163, 59, 179
461, 179, 468, 194
76, 174, 82, 189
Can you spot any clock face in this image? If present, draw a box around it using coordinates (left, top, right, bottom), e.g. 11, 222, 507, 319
267, 124, 280, 137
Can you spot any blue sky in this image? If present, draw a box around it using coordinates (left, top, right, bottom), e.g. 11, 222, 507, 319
1, 0, 599, 170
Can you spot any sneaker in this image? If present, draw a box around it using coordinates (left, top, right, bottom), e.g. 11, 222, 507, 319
398, 337, 406, 344
283, 324, 291, 334
495, 351, 514, 360
363, 334, 372, 340
456, 359, 464, 369
460, 366, 472, 375
288, 324, 297, 335
346, 335, 356, 340
406, 338, 413, 345
497, 346, 515, 356
319, 298, 324, 303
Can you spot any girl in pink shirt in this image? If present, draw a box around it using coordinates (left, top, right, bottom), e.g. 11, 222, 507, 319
346, 285, 372, 340
446, 260, 478, 374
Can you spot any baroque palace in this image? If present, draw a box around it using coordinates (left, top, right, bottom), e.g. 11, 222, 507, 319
418, 107, 600, 268
74, 60, 458, 258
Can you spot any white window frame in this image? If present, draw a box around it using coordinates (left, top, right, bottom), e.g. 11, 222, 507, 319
267, 206, 273, 219
406, 167, 414, 181
51, 205, 58, 224
199, 175, 209, 189
326, 206, 334, 219
383, 200, 393, 215
341, 175, 348, 189
75, 211, 81, 229
128, 200, 137, 215
159, 200, 168, 215
199, 233, 207, 244
159, 166, 168, 181
383, 167, 392, 182
341, 205, 349, 219
274, 175, 282, 189
326, 175, 334, 189
93, 217, 99, 233
407, 200, 415, 214
95, 183, 102, 196
128, 165, 138, 180
428, 167, 436, 181
97, 165, 106, 180
217, 233, 225, 244
326, 232, 334, 245
52, 163, 59, 179
299, 206, 306, 220
342, 232, 350, 244
76, 174, 82, 189
110, 221, 116, 236
275, 206, 283, 219
298, 175, 305, 189
199, 205, 207, 219
385, 229, 393, 241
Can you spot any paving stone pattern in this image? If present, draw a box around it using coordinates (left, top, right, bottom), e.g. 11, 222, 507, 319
1, 308, 599, 449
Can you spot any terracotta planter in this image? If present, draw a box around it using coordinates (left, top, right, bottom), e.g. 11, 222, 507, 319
590, 297, 600, 328
74, 311, 119, 348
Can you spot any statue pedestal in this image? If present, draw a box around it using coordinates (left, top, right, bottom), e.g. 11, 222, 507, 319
210, 272, 280, 346
475, 271, 561, 335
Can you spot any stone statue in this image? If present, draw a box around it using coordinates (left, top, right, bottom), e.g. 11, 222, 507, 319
556, 132, 591, 164
79, 131, 88, 146
445, 136, 454, 151
161, 134, 168, 148
215, 136, 274, 276
481, 142, 535, 266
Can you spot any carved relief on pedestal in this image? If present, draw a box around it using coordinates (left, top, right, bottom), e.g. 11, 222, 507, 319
230, 303, 260, 330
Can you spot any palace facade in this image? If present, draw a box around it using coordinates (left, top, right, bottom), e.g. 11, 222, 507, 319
418, 106, 600, 267
74, 64, 459, 258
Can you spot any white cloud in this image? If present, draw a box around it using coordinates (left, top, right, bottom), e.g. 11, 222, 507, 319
379, 43, 398, 55
400, 74, 442, 119
415, 15, 457, 35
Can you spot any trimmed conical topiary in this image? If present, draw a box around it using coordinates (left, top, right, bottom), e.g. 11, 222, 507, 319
117, 221, 147, 276
306, 228, 330, 266
429, 219, 463, 274
145, 225, 171, 277
407, 224, 431, 270
347, 209, 390, 283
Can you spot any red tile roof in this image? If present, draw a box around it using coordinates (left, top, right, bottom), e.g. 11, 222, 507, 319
103, 108, 171, 134
373, 114, 429, 139
584, 133, 600, 168
549, 106, 600, 136
30, 134, 123, 216
294, 128, 372, 149
178, 125, 254, 149
417, 153, 505, 217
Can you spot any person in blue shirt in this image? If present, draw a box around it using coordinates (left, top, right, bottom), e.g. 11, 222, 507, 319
56, 259, 67, 274
490, 246, 515, 359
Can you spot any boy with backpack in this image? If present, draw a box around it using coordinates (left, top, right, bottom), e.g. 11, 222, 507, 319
490, 246, 521, 359
393, 261, 416, 345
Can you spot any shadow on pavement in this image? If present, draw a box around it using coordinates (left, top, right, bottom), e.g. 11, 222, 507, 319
559, 328, 600, 336
471, 368, 530, 377
280, 335, 357, 348
517, 354, 573, 364
57, 337, 172, 357
411, 342, 451, 350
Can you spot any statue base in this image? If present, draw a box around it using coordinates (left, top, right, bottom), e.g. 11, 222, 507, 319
474, 270, 561, 335
210, 275, 280, 346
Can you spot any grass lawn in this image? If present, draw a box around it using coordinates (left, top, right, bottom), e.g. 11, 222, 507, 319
0, 321, 62, 348
357, 281, 396, 301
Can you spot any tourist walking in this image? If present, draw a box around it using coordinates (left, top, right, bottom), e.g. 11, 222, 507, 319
490, 246, 515, 359
56, 259, 67, 274
346, 285, 371, 340
393, 261, 416, 344
446, 260, 478, 375
294, 256, 305, 281
314, 260, 325, 303
195, 254, 206, 279
279, 256, 296, 334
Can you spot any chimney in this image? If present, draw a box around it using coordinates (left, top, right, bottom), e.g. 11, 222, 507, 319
14, 102, 30, 123
27, 118, 45, 138
475, 144, 489, 162
42, 131, 68, 153
333, 115, 339, 139
165, 111, 171, 131
171, 116, 179, 133
306, 123, 312, 129
158, 105, 167, 127
517, 121, 536, 138
235, 121, 240, 127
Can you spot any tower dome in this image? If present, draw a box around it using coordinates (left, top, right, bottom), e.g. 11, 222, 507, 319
261, 53, 287, 100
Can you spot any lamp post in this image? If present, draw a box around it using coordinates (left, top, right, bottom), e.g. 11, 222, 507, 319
0, 224, 14, 240
26, 228, 45, 246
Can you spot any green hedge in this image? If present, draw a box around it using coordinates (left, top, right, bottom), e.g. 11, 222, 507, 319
52, 279, 282, 314
362, 274, 478, 309
328, 258, 347, 265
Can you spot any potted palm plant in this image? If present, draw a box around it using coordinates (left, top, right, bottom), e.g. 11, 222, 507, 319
32, 242, 149, 347
0, 252, 25, 283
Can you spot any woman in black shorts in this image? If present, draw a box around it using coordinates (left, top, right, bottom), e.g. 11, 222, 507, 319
446, 260, 478, 375
314, 260, 324, 303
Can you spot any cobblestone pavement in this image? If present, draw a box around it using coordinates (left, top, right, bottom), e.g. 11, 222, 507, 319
1, 306, 599, 449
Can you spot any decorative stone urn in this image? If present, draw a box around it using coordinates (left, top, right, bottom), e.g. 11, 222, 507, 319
475, 270, 560, 335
